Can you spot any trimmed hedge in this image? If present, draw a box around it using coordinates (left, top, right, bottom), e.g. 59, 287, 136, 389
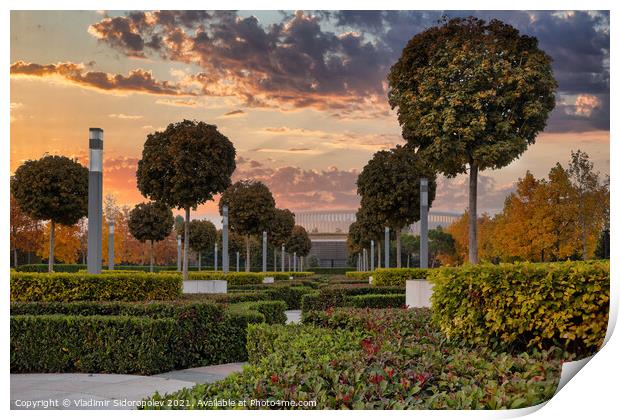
372, 268, 430, 287
306, 267, 354, 275
16, 264, 197, 273
146, 308, 561, 409
345, 294, 406, 309
430, 261, 610, 357
300, 285, 405, 312
10, 301, 267, 374
10, 272, 182, 302
345, 271, 373, 280
229, 301, 287, 325
11, 315, 177, 375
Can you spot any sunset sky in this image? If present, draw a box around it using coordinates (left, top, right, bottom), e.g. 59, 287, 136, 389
10, 10, 610, 221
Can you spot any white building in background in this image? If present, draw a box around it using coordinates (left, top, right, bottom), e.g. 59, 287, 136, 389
293, 210, 462, 268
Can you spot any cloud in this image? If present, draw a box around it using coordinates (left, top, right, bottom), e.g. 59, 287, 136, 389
10, 60, 198, 96
219, 109, 245, 118
433, 174, 516, 215
108, 113, 143, 120
155, 98, 200, 107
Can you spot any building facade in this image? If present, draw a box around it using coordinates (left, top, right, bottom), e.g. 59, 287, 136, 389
294, 210, 461, 268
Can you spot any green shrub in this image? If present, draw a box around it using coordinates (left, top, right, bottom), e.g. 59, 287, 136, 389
307, 267, 354, 275
16, 264, 197, 273
181, 291, 270, 304
10, 301, 266, 373
430, 261, 610, 357
300, 285, 405, 312
145, 308, 561, 409
10, 272, 182, 302
300, 293, 321, 312
372, 268, 430, 287
186, 271, 263, 285
228, 300, 287, 325
11, 315, 176, 375
345, 294, 405, 308
345, 271, 372, 280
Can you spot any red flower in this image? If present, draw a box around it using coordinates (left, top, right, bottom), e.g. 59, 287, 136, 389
385, 367, 395, 379
271, 374, 279, 384
342, 394, 351, 403
369, 373, 384, 384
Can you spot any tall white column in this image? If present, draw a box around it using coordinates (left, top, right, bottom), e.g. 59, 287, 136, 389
177, 235, 182, 271
108, 221, 114, 270
384, 227, 390, 268
214, 242, 218, 271
222, 206, 229, 273
420, 178, 429, 269
262, 231, 267, 272
370, 240, 375, 271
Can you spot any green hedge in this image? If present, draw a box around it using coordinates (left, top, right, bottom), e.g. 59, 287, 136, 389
306, 267, 354, 275
16, 264, 197, 273
146, 308, 561, 409
229, 301, 287, 325
372, 268, 430, 286
10, 272, 182, 302
345, 271, 373, 280
10, 301, 266, 374
11, 315, 177, 375
300, 285, 405, 312
345, 294, 406, 309
430, 261, 610, 356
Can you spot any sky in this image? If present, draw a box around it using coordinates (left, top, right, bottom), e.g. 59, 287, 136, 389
10, 10, 610, 221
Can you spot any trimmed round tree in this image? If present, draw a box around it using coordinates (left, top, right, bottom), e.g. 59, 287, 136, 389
219, 180, 276, 272
136, 120, 236, 279
269, 208, 295, 270
388, 17, 557, 263
128, 202, 174, 272
286, 225, 312, 271
357, 145, 436, 267
187, 219, 217, 270
11, 155, 88, 272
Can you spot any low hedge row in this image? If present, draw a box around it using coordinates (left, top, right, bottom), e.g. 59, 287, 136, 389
430, 261, 610, 357
372, 268, 430, 287
345, 294, 406, 309
228, 301, 287, 325
16, 264, 197, 273
11, 315, 177, 375
345, 271, 373, 280
306, 267, 355, 275
10, 301, 267, 374
300, 285, 405, 312
10, 272, 182, 302
145, 308, 561, 409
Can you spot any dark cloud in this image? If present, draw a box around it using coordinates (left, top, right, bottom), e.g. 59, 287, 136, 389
83, 10, 608, 131
223, 109, 245, 116
10, 60, 195, 96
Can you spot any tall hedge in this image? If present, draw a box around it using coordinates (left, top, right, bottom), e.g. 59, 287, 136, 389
10, 272, 182, 302
429, 261, 609, 356
372, 268, 430, 286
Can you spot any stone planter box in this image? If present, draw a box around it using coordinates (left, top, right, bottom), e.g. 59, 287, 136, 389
369, 276, 373, 285
406, 279, 432, 308
288, 276, 294, 280
183, 280, 227, 294
263, 277, 274, 284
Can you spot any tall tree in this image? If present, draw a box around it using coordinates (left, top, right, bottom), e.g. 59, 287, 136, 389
269, 208, 295, 270
136, 120, 236, 280
10, 194, 43, 268
388, 17, 557, 263
568, 150, 608, 260
187, 219, 217, 270
38, 222, 82, 264
11, 155, 88, 272
357, 145, 436, 267
286, 225, 312, 270
428, 226, 457, 268
128, 202, 174, 272
219, 180, 276, 272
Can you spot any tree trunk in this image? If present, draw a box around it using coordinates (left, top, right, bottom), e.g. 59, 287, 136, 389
300, 256, 304, 271
48, 220, 55, 272
183, 207, 190, 280
468, 161, 479, 264
377, 240, 381, 268
150, 240, 154, 273
13, 247, 18, 269
582, 216, 588, 260
407, 254, 410, 268
198, 252, 202, 271
245, 235, 251, 272
281, 246, 285, 272
396, 229, 402, 268
274, 246, 277, 271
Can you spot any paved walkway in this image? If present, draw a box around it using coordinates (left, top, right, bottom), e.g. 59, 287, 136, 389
11, 363, 244, 410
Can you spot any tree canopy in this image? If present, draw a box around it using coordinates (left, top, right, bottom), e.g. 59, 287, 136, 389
388, 17, 557, 263
286, 225, 312, 257
137, 120, 236, 210
128, 202, 174, 243
219, 179, 276, 271
269, 208, 296, 247
187, 219, 217, 254
11, 155, 88, 271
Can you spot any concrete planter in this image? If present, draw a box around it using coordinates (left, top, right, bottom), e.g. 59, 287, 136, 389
288, 276, 294, 280
406, 279, 432, 308
368, 276, 373, 285
183, 280, 227, 294
263, 277, 274, 284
